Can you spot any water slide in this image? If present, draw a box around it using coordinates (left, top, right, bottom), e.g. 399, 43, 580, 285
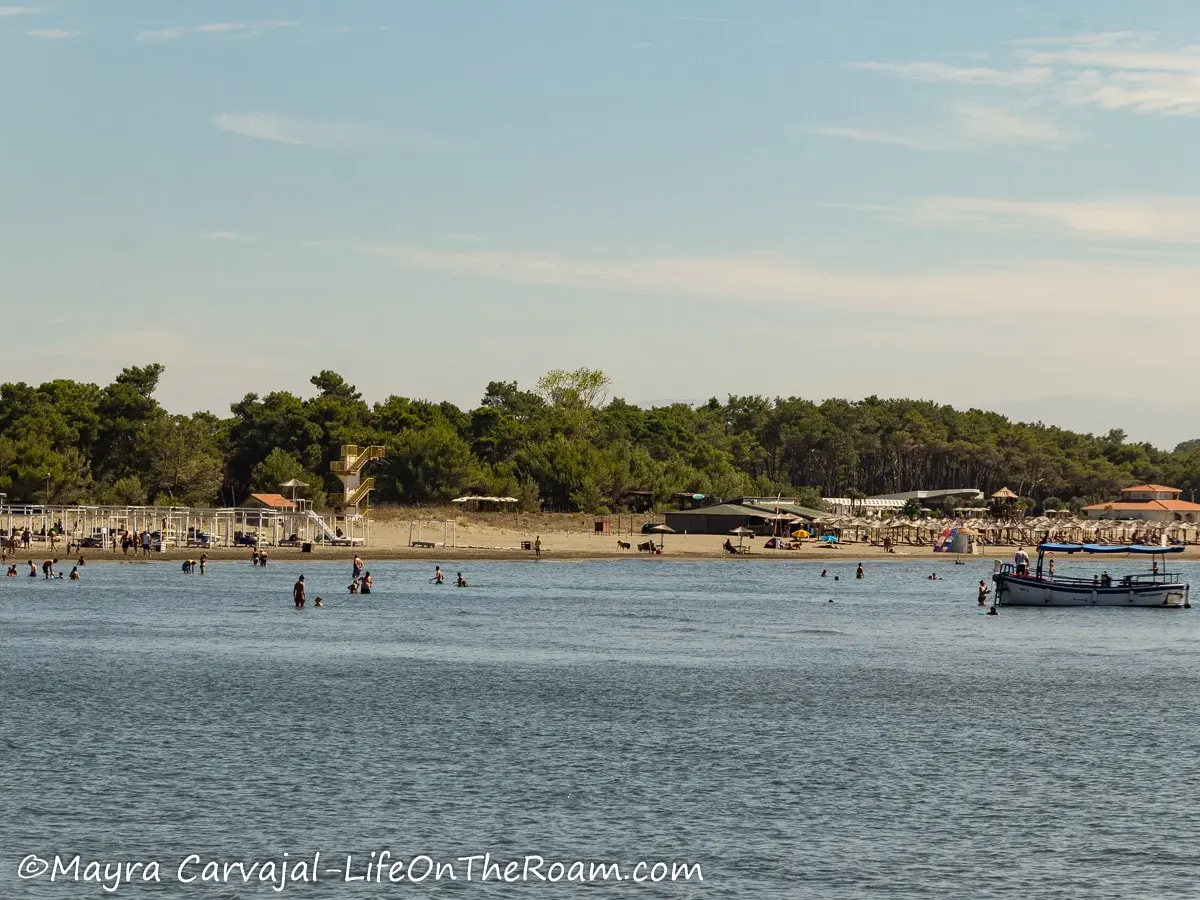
306, 510, 341, 543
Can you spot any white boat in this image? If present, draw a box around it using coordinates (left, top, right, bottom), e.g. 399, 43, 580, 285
992, 543, 1190, 608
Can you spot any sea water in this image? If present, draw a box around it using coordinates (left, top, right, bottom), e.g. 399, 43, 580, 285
3, 557, 1200, 897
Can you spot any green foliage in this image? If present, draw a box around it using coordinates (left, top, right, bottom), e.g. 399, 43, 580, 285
902, 498, 923, 518
0, 364, 1194, 516
250, 449, 327, 510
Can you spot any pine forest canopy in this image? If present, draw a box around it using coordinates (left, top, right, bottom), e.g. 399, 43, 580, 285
0, 364, 1196, 515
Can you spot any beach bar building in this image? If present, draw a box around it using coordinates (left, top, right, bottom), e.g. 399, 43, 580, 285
665, 500, 824, 536
1083, 484, 1200, 523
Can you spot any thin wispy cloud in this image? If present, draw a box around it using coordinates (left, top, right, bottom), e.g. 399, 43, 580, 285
27, 28, 83, 39
910, 195, 1200, 243
201, 231, 240, 241
813, 105, 1067, 152
135, 20, 297, 42
810, 126, 950, 151
0, 5, 40, 16
952, 104, 1068, 144
353, 243, 1200, 320
213, 110, 461, 152
853, 61, 1051, 87
860, 32, 1200, 119
213, 111, 365, 148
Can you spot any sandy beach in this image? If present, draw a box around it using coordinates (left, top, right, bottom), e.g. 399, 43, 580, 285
17, 508, 1200, 564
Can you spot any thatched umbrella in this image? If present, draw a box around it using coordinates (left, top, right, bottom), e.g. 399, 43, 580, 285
650, 523, 675, 548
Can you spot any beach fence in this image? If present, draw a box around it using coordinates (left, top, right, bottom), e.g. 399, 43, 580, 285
0, 503, 371, 550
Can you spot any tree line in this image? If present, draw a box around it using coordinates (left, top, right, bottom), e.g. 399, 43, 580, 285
1, 363, 1196, 514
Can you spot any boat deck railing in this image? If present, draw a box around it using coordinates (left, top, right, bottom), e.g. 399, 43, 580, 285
998, 562, 1182, 586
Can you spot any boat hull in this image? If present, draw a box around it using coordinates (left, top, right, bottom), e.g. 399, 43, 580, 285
994, 574, 1188, 608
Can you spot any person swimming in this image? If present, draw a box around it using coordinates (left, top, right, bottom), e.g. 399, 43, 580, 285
821, 569, 828, 577
928, 573, 938, 580
69, 566, 80, 580
348, 578, 359, 594
314, 596, 324, 607
457, 572, 467, 587
986, 605, 999, 616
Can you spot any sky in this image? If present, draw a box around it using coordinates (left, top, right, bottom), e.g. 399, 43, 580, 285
5, 1, 1200, 446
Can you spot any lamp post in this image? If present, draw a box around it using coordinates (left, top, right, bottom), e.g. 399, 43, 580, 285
44, 473, 51, 508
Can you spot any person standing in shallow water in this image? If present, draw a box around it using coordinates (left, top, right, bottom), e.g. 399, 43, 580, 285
856, 563, 865, 579
434, 566, 444, 584
293, 575, 306, 609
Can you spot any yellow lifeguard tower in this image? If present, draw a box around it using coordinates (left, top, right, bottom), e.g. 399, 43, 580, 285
330, 444, 386, 514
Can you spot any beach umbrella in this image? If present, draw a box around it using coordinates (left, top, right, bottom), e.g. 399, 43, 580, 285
791, 529, 810, 539
650, 523, 675, 547
279, 477, 308, 505
730, 525, 754, 548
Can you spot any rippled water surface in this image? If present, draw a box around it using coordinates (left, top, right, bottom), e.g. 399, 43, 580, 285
3, 556, 1200, 897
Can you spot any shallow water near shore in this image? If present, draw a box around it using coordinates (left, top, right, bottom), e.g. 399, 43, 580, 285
3, 558, 1200, 897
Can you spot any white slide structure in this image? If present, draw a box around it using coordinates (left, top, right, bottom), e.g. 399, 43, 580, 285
307, 511, 341, 544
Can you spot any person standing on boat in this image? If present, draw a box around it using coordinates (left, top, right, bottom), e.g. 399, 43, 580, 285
1014, 547, 1029, 575
1048, 558, 1055, 578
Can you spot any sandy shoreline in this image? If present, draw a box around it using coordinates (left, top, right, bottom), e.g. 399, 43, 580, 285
11, 511, 1198, 565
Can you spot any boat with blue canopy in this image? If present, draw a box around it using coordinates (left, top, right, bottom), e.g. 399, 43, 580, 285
992, 543, 1190, 608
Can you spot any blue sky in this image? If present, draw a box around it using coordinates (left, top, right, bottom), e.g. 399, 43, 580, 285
5, 1, 1200, 434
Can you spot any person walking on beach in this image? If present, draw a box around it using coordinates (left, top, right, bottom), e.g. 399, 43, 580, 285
534, 535, 542, 559
293, 575, 306, 609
